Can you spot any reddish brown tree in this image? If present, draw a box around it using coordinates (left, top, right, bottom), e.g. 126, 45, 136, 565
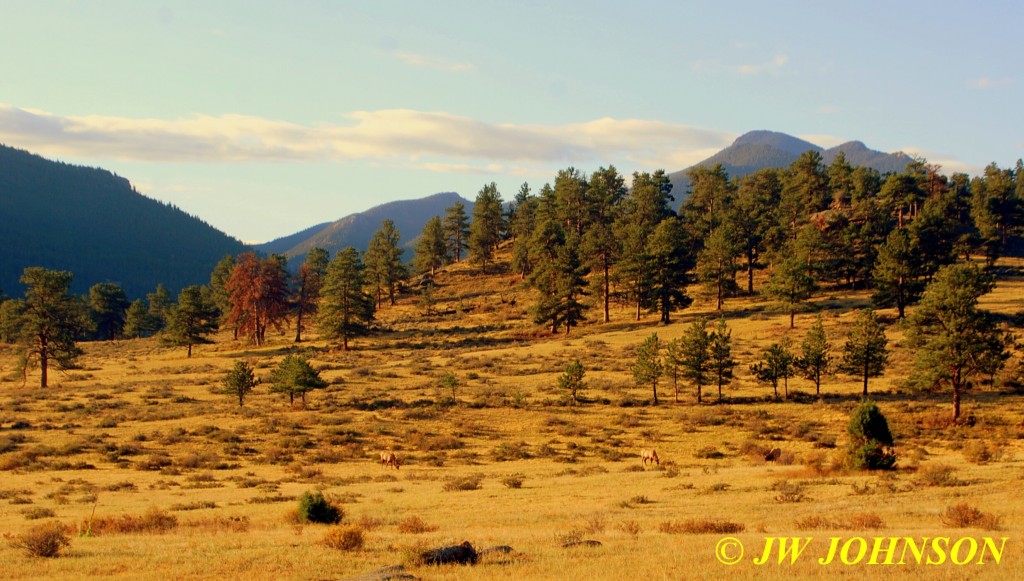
226, 252, 290, 346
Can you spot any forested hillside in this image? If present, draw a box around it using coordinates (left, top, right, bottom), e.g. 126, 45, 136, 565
0, 144, 249, 297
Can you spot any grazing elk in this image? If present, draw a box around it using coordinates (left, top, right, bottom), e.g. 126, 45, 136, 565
764, 447, 782, 462
641, 449, 660, 466
380, 451, 400, 469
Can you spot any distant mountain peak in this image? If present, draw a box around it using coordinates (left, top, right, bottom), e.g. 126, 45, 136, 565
732, 130, 822, 156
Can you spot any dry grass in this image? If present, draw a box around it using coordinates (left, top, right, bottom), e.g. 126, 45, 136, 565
0, 251, 1020, 579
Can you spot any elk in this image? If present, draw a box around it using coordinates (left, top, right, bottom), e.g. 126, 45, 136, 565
641, 449, 660, 466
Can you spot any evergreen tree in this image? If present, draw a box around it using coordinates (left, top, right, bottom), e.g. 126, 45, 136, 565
765, 242, 816, 328
16, 267, 91, 387
146, 283, 172, 334
872, 228, 923, 318
209, 254, 236, 330
839, 309, 889, 398
413, 216, 447, 277
682, 163, 734, 245
88, 282, 129, 341
293, 248, 329, 342
122, 298, 161, 338
364, 220, 406, 307
510, 186, 539, 278
677, 317, 712, 403
632, 332, 663, 405
442, 200, 470, 263
795, 314, 831, 396
558, 359, 586, 405
469, 182, 504, 273
779, 151, 830, 235
709, 318, 736, 401
582, 166, 626, 323
614, 170, 674, 320
644, 217, 693, 324
907, 263, 1011, 424
664, 338, 684, 403
222, 360, 259, 406
695, 226, 740, 310
730, 168, 781, 294
751, 337, 795, 400
318, 247, 375, 351
269, 354, 327, 406
846, 400, 896, 470
164, 285, 220, 358
552, 167, 589, 238
0, 298, 25, 344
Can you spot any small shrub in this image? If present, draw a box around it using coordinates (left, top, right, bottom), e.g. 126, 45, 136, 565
695, 446, 725, 460
847, 513, 886, 530
846, 400, 896, 470
22, 507, 56, 520
962, 441, 1002, 464
442, 475, 483, 491
297, 491, 343, 524
659, 519, 745, 534
942, 503, 1001, 530
321, 525, 365, 551
6, 521, 71, 558
916, 465, 966, 487
617, 520, 642, 537
89, 507, 178, 535
501, 474, 525, 489
397, 516, 438, 534
771, 481, 805, 503
794, 515, 839, 530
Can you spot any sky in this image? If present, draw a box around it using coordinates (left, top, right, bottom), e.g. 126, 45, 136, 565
1, 1, 1021, 244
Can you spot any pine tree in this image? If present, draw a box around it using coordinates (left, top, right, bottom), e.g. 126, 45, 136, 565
765, 243, 816, 328
469, 182, 504, 274
364, 220, 406, 307
558, 359, 586, 405
838, 309, 889, 398
730, 169, 781, 294
226, 253, 290, 346
696, 226, 740, 310
871, 228, 923, 318
795, 314, 831, 396
582, 166, 625, 323
222, 360, 259, 406
676, 317, 712, 403
907, 263, 1011, 423
633, 333, 663, 405
614, 171, 674, 320
442, 200, 470, 263
709, 318, 736, 401
269, 354, 327, 406
318, 247, 375, 351
164, 285, 220, 358
644, 218, 693, 324
413, 216, 447, 277
15, 267, 90, 387
293, 247, 329, 342
88, 282, 129, 341
751, 337, 795, 400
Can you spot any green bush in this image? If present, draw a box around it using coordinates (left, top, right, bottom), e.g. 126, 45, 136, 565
297, 490, 343, 524
846, 400, 896, 470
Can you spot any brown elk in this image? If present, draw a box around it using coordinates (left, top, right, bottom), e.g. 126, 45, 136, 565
380, 451, 400, 469
764, 447, 782, 462
641, 449, 660, 466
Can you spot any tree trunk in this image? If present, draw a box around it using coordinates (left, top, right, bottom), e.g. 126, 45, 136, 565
952, 370, 962, 424
187, 343, 193, 358
39, 336, 48, 388
747, 254, 755, 295
789, 310, 795, 329
697, 383, 702, 404
652, 381, 658, 405
862, 360, 869, 397
603, 260, 610, 323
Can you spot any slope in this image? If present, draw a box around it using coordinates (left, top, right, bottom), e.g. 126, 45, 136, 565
0, 144, 249, 298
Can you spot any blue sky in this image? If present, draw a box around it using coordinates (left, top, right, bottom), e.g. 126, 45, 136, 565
1, 1, 1021, 243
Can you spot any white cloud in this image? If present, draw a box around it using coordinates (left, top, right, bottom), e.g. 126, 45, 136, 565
900, 146, 980, 176
0, 103, 735, 172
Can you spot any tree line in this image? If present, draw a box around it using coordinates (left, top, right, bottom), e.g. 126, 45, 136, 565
0, 151, 1019, 422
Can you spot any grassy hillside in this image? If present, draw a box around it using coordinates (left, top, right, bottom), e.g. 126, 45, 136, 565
0, 144, 249, 298
0, 246, 1021, 579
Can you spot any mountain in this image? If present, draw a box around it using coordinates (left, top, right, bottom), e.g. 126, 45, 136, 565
257, 191, 473, 265
0, 144, 249, 298
667, 130, 913, 206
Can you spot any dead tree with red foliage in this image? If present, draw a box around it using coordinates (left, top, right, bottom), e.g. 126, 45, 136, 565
226, 252, 291, 346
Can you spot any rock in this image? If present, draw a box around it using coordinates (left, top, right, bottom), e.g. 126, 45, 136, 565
419, 540, 478, 566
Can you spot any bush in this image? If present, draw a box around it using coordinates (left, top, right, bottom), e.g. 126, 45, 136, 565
397, 516, 438, 534
658, 519, 745, 534
297, 491, 343, 524
7, 522, 71, 557
942, 503, 1001, 530
846, 400, 896, 470
321, 525, 365, 551
501, 474, 525, 489
442, 475, 483, 491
